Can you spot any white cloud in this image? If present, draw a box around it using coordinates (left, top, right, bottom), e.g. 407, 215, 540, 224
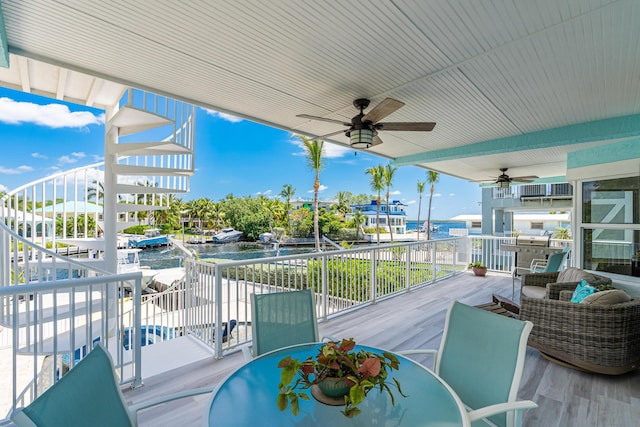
0, 97, 103, 128
449, 193, 456, 197
390, 190, 401, 195
204, 109, 242, 123
32, 152, 48, 159
291, 136, 351, 159
407, 200, 416, 205
256, 189, 273, 196
0, 165, 33, 174
0, 183, 8, 192
58, 152, 86, 165
307, 184, 328, 193
433, 193, 442, 197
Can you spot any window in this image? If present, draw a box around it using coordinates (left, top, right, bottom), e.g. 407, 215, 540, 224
471, 221, 482, 228
581, 176, 640, 277
531, 222, 544, 230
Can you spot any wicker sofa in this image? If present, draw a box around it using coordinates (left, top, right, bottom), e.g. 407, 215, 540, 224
519, 268, 640, 375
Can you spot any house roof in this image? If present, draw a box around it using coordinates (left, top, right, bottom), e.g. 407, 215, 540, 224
1, 1, 638, 183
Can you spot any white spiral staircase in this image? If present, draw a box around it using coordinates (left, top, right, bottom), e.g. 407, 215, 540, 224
0, 82, 196, 413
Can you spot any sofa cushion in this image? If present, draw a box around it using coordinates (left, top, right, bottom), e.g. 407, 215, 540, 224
570, 279, 598, 303
557, 267, 611, 287
581, 289, 631, 305
522, 285, 547, 299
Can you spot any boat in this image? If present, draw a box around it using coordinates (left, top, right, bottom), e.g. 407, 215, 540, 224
421, 222, 439, 233
127, 228, 171, 249
259, 232, 275, 243
213, 228, 243, 243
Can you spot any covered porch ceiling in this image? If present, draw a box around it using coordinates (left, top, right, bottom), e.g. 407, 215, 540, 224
0, 0, 639, 184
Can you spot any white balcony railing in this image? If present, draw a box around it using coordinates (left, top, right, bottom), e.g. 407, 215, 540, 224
0, 272, 143, 419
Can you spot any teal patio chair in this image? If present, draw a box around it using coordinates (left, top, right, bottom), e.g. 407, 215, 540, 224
242, 289, 333, 361
512, 248, 570, 298
11, 344, 216, 427
400, 301, 537, 427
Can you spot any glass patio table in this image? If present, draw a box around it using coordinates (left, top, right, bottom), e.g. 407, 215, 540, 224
204, 343, 469, 426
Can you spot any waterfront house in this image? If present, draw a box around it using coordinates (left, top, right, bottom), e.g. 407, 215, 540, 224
347, 200, 408, 236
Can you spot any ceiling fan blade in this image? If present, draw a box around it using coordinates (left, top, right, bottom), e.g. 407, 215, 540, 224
371, 135, 384, 146
362, 98, 405, 123
377, 122, 436, 131
296, 114, 350, 126
314, 129, 347, 139
511, 175, 539, 181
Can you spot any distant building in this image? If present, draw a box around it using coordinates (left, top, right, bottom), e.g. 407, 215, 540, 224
347, 200, 408, 235
450, 212, 570, 236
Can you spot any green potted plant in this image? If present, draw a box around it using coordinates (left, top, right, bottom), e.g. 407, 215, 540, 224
277, 338, 405, 418
468, 261, 488, 276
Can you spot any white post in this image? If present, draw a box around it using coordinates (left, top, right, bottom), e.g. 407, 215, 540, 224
104, 105, 119, 274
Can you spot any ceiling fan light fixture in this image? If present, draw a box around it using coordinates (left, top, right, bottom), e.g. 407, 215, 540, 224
349, 128, 374, 148
497, 180, 510, 189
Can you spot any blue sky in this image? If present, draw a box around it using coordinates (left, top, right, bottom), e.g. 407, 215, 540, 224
0, 87, 482, 220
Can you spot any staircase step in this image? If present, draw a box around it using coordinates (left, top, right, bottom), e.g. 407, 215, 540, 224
111, 164, 193, 176
108, 141, 192, 156
115, 184, 188, 195
109, 106, 174, 136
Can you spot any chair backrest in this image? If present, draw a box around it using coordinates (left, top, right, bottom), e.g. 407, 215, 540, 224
12, 344, 134, 427
543, 250, 569, 273
251, 289, 319, 357
436, 301, 533, 427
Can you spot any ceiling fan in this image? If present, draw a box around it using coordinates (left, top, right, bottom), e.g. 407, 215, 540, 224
296, 98, 436, 149
483, 168, 538, 188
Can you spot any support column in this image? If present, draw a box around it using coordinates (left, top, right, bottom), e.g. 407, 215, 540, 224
481, 187, 493, 235
103, 106, 119, 274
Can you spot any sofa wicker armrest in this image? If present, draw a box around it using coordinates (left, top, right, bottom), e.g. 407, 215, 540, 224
546, 282, 580, 300
559, 290, 573, 301
519, 296, 640, 374
520, 271, 561, 288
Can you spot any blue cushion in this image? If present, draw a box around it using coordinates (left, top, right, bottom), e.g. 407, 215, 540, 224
570, 279, 597, 303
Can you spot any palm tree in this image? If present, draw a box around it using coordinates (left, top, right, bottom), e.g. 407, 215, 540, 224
426, 170, 440, 240
365, 165, 385, 244
333, 191, 351, 216
298, 135, 324, 252
280, 184, 296, 234
382, 163, 398, 242
352, 209, 365, 241
416, 179, 426, 241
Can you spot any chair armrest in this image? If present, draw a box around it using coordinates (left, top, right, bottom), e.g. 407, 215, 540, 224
521, 271, 560, 288
241, 345, 254, 362
467, 400, 538, 423
559, 290, 573, 301
129, 385, 217, 416
546, 282, 579, 300
396, 349, 439, 370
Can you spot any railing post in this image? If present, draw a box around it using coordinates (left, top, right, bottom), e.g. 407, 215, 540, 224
431, 242, 437, 283
132, 276, 143, 388
370, 249, 377, 304
405, 243, 411, 292
214, 263, 223, 359
321, 256, 328, 321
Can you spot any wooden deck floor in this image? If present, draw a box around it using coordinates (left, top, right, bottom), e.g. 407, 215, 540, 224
122, 272, 640, 427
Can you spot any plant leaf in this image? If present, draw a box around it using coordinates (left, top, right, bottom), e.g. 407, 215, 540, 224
277, 393, 288, 411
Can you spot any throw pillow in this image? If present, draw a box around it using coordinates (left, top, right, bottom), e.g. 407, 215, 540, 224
581, 289, 631, 305
570, 279, 597, 303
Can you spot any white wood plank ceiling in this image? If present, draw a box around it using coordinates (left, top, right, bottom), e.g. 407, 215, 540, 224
0, 0, 638, 183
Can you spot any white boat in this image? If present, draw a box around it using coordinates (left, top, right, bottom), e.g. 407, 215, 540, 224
213, 228, 243, 243
259, 232, 275, 243
127, 228, 171, 249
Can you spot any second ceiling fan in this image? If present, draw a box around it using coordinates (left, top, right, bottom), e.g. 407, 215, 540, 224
297, 98, 436, 148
